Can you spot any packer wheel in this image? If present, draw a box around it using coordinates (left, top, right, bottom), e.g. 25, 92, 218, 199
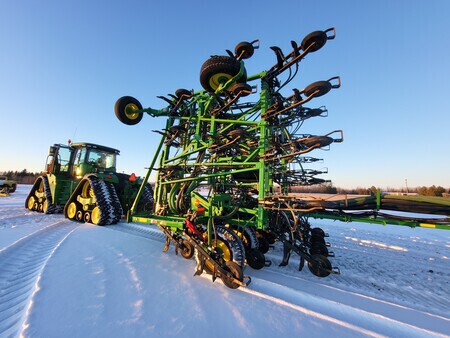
301, 30, 328, 52
308, 254, 332, 277
235, 41, 255, 59
221, 261, 244, 289
304, 80, 332, 98
180, 239, 194, 259
246, 248, 265, 270
311, 227, 326, 237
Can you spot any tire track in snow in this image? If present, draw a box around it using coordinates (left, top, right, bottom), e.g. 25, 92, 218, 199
243, 270, 450, 338
0, 220, 79, 338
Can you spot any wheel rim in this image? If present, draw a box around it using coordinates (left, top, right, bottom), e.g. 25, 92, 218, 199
124, 103, 140, 120
209, 73, 233, 91
81, 181, 95, 199
67, 202, 78, 219
213, 239, 231, 261
204, 239, 231, 273
91, 206, 101, 224
27, 196, 36, 210
43, 200, 48, 213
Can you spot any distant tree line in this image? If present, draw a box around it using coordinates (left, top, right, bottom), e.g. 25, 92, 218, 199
2, 170, 449, 197
0, 170, 40, 184
292, 183, 450, 197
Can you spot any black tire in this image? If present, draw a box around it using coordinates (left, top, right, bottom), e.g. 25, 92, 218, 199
301, 136, 334, 148
200, 56, 246, 92
9, 184, 16, 193
311, 227, 326, 237
310, 234, 326, 244
221, 261, 244, 289
114, 96, 143, 125
246, 248, 266, 270
235, 41, 254, 59
301, 30, 328, 53
310, 242, 329, 256
180, 239, 194, 259
175, 88, 192, 99
229, 83, 252, 97
304, 80, 332, 98
307, 254, 332, 277
257, 235, 270, 254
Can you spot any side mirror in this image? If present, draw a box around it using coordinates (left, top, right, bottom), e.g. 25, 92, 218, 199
48, 146, 57, 156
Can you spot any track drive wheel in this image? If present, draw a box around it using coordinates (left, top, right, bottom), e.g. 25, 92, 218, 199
308, 254, 332, 277
221, 261, 244, 289
115, 96, 143, 125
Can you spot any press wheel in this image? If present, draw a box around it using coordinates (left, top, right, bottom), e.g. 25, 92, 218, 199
221, 261, 243, 289
308, 254, 332, 277
180, 239, 194, 259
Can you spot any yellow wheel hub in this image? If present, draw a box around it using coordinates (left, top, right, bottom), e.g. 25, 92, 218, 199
81, 181, 95, 199
43, 200, 48, 213
209, 73, 233, 91
124, 103, 140, 120
67, 202, 78, 219
27, 196, 36, 210
91, 206, 101, 225
205, 239, 232, 273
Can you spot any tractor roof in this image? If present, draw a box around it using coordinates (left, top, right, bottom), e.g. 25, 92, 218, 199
69, 142, 120, 155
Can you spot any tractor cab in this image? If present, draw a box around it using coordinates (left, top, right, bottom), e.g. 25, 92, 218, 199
71, 143, 119, 179
44, 144, 73, 175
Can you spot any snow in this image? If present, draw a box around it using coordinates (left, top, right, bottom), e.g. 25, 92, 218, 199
0, 186, 449, 338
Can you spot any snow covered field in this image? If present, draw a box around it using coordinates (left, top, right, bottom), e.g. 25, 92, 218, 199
0, 185, 449, 337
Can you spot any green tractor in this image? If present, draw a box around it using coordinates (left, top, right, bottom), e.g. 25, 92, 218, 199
25, 142, 153, 225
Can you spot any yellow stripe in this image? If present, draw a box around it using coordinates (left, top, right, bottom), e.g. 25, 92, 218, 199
419, 223, 436, 228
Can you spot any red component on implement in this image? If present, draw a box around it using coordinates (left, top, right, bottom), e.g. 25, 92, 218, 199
185, 219, 205, 241
129, 173, 137, 182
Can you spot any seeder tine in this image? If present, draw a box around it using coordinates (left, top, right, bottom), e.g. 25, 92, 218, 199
270, 46, 285, 69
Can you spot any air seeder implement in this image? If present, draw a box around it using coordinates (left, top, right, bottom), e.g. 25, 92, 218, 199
113, 26, 450, 289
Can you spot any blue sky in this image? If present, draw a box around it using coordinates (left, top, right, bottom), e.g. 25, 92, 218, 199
1, 0, 449, 189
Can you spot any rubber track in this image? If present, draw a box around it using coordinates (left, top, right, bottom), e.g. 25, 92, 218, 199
42, 176, 57, 214
89, 177, 121, 225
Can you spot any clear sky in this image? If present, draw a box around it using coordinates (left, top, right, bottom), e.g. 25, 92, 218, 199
1, 0, 449, 189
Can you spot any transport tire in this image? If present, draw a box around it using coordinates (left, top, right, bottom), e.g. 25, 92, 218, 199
200, 56, 246, 92
115, 96, 143, 125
